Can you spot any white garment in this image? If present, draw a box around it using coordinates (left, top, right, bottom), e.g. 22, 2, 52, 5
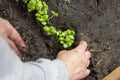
0, 36, 68, 80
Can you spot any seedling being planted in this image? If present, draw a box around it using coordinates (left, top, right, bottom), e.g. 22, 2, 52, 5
20, 0, 75, 48
57, 29, 75, 48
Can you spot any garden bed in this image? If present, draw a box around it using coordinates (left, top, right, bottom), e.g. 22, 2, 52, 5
0, 0, 120, 80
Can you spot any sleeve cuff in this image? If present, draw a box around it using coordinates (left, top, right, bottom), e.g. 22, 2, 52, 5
53, 59, 68, 80
35, 58, 69, 80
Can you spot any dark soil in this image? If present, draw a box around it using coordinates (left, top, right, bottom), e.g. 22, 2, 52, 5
0, 0, 120, 80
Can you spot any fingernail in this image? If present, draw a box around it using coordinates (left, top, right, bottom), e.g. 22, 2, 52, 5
22, 48, 26, 52
22, 44, 26, 48
21, 45, 26, 52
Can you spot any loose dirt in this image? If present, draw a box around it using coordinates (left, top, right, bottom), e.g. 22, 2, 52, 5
0, 0, 120, 80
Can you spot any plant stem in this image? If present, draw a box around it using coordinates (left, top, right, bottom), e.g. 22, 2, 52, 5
47, 15, 54, 23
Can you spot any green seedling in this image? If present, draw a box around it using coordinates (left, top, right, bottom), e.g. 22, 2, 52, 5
51, 11, 59, 17
20, 0, 75, 48
48, 11, 59, 23
57, 29, 75, 48
35, 0, 43, 11
27, 0, 49, 25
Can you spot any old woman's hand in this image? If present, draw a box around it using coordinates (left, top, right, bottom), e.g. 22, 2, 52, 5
0, 18, 26, 57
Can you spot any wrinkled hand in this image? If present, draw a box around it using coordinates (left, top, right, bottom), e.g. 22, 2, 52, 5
0, 18, 26, 57
57, 41, 91, 80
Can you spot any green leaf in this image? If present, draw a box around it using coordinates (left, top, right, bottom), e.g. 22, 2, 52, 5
36, 17, 44, 22
68, 35, 74, 40
60, 41, 64, 44
35, 13, 41, 17
51, 11, 59, 17
62, 32, 66, 37
42, 15, 49, 21
36, 0, 43, 11
27, 0, 36, 12
68, 40, 74, 46
59, 34, 63, 37
68, 42, 72, 46
72, 30, 75, 35
66, 29, 71, 34
43, 2, 48, 10
43, 26, 50, 32
43, 10, 48, 14
64, 37, 71, 42
42, 22, 47, 25
37, 11, 44, 15
63, 44, 68, 48
50, 26, 56, 35
56, 31, 59, 35
66, 29, 75, 35
59, 37, 64, 41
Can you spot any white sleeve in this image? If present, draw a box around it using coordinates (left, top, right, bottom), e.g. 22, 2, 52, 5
0, 36, 68, 80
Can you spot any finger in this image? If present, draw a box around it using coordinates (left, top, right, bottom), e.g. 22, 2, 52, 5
81, 55, 91, 69
8, 25, 26, 52
79, 69, 90, 79
72, 41, 88, 53
6, 38, 22, 58
85, 51, 91, 60
86, 60, 90, 68
80, 58, 90, 69
75, 69, 90, 80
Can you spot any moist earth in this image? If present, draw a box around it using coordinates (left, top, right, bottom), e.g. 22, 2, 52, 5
0, 0, 120, 80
